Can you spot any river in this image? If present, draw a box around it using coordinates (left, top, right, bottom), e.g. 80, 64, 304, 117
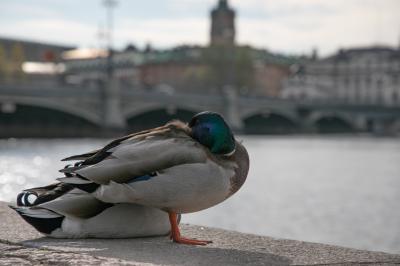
0, 136, 399, 254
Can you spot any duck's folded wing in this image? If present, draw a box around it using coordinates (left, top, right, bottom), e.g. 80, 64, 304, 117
61, 150, 99, 161
62, 134, 208, 185
61, 123, 175, 163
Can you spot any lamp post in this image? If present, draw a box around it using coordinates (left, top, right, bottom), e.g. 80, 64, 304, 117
101, 0, 125, 130
103, 0, 117, 79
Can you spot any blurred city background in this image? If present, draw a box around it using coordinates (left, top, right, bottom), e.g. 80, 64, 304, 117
0, 0, 399, 254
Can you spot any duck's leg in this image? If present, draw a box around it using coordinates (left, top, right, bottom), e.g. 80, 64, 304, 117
168, 212, 212, 245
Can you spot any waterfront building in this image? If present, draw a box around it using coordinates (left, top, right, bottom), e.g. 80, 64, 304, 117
282, 46, 400, 105
0, 37, 73, 84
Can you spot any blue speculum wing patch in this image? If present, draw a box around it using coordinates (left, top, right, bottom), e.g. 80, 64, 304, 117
127, 172, 157, 183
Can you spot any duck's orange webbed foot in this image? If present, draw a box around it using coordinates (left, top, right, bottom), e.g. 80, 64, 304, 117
173, 237, 212, 245
168, 212, 212, 246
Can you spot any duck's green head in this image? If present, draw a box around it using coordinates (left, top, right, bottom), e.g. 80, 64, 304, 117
189, 111, 236, 156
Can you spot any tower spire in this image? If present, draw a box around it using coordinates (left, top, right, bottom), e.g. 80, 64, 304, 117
210, 0, 236, 46
219, 0, 227, 7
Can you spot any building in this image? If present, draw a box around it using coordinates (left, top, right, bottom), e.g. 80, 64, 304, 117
61, 47, 143, 89
283, 46, 400, 105
0, 37, 74, 84
210, 0, 236, 46
0, 37, 73, 62
138, 46, 206, 93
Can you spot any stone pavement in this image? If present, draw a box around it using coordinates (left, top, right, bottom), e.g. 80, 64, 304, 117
1, 201, 399, 266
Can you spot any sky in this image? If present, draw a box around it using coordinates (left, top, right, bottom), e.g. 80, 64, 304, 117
0, 0, 399, 56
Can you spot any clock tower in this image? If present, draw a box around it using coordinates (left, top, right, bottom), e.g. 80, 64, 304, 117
210, 0, 236, 46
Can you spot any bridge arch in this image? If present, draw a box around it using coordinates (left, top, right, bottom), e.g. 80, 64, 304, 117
243, 111, 300, 134
0, 102, 100, 137
240, 108, 298, 123
123, 103, 205, 120
124, 104, 200, 131
309, 112, 355, 133
0, 97, 102, 126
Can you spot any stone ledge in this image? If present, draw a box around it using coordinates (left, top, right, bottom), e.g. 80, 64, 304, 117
1, 201, 399, 266
0, 242, 143, 266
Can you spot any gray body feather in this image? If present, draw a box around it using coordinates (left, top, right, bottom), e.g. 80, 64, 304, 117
52, 204, 170, 238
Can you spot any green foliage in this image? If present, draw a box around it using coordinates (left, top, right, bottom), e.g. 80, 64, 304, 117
234, 46, 255, 90
201, 45, 255, 93
11, 43, 26, 80
0, 44, 9, 80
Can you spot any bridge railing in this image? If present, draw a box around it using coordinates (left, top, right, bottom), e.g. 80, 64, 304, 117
1, 83, 400, 110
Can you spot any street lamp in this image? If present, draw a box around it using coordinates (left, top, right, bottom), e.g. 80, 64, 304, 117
101, 0, 125, 130
103, 0, 118, 79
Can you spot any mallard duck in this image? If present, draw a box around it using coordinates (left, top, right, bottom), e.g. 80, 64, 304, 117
10, 111, 249, 245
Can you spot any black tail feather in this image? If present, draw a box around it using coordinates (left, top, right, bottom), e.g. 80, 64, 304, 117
9, 206, 64, 235
70, 183, 100, 193
21, 215, 64, 235
17, 183, 74, 207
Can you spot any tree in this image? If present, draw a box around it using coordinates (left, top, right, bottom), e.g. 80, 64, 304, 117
10, 43, 26, 81
201, 45, 254, 94
0, 44, 9, 82
234, 46, 255, 91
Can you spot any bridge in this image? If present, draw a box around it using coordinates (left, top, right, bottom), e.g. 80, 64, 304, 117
1, 83, 400, 137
